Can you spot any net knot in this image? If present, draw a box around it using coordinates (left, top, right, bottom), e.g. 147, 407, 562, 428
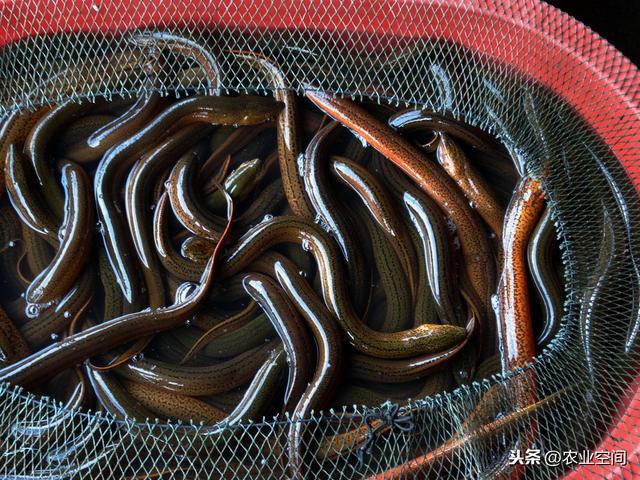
356, 402, 414, 468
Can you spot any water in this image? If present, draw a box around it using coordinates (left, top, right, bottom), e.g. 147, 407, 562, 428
0, 91, 561, 429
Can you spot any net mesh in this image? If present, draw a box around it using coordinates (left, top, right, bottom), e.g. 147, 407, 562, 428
0, 0, 638, 478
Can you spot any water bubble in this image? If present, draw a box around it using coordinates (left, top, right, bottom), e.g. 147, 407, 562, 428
260, 459, 267, 466
490, 294, 500, 315
50, 333, 59, 341
7, 241, 15, 248
298, 270, 308, 278
132, 353, 144, 363
301, 239, 311, 252
63, 311, 71, 319
296, 153, 306, 177
314, 215, 330, 233
262, 214, 273, 223
150, 204, 156, 211
25, 304, 41, 319
185, 319, 192, 326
